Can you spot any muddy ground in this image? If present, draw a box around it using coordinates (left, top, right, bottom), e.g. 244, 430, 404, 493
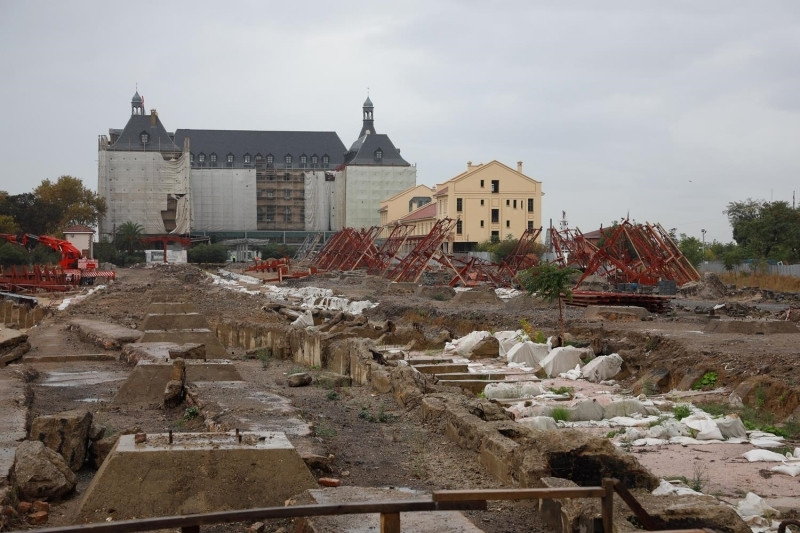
9, 264, 800, 531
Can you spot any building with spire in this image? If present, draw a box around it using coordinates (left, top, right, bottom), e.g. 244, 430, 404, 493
331, 97, 417, 230
98, 91, 414, 240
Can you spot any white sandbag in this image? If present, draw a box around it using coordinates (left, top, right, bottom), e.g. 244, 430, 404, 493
291, 310, 314, 328
771, 464, 800, 477
570, 399, 605, 421
715, 416, 747, 440
652, 479, 701, 496
518, 416, 558, 431
581, 353, 623, 382
494, 330, 524, 357
750, 438, 785, 448
742, 449, 788, 462
633, 438, 669, 447
540, 346, 585, 377
603, 399, 654, 419
683, 414, 724, 441
736, 492, 778, 520
444, 331, 492, 357
484, 382, 544, 400
646, 419, 688, 440
560, 364, 582, 380
506, 341, 548, 367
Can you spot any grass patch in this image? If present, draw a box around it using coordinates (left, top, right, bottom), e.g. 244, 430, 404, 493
692, 371, 718, 390
326, 390, 340, 401
314, 421, 337, 438
648, 416, 669, 428
550, 407, 571, 422
718, 272, 800, 292
256, 348, 272, 369
606, 429, 624, 438
183, 406, 199, 420
358, 404, 396, 423
696, 402, 800, 439
672, 404, 692, 421
549, 386, 575, 396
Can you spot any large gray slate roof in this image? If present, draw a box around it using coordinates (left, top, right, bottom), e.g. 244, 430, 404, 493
173, 129, 346, 167
344, 133, 410, 166
109, 114, 180, 152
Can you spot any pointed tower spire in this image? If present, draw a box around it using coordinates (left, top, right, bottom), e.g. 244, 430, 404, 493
359, 96, 376, 138
131, 89, 144, 116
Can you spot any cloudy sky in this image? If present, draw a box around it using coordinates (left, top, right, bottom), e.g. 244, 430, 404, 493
2, 1, 799, 243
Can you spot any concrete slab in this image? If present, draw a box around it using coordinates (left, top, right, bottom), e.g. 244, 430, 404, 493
436, 379, 509, 394
296, 486, 484, 532
0, 369, 27, 484
191, 381, 311, 436
112, 360, 242, 406
138, 330, 228, 358
75, 431, 317, 523
141, 312, 208, 331
413, 363, 469, 374
68, 319, 143, 348
23, 353, 117, 363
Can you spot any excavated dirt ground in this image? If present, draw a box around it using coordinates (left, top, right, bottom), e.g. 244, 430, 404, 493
7, 263, 800, 531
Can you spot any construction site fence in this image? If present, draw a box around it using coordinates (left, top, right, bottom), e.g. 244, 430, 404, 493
699, 261, 800, 277
197, 231, 338, 246
20, 479, 724, 533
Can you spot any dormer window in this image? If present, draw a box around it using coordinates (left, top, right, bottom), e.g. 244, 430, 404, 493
226, 153, 234, 164
266, 154, 273, 164
311, 154, 318, 166
210, 153, 217, 164
190, 153, 195, 164
244, 153, 252, 164
300, 154, 307, 167
140, 131, 149, 145
255, 153, 263, 163
198, 153, 206, 163
322, 154, 329, 166
284, 154, 292, 165
375, 148, 383, 160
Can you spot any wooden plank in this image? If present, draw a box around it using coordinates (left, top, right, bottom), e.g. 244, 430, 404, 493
380, 512, 401, 533
601, 478, 614, 533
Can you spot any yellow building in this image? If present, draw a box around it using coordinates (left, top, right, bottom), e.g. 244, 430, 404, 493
378, 184, 434, 237
380, 160, 543, 253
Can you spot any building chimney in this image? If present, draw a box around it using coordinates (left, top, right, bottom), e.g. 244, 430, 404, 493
517, 161, 523, 173
467, 161, 472, 169
150, 109, 158, 127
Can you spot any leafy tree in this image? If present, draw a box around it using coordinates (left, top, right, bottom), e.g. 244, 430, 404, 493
518, 263, 579, 342
0, 214, 19, 234
724, 199, 800, 262
188, 244, 228, 263
677, 234, 704, 267
0, 243, 30, 267
258, 243, 293, 259
115, 221, 144, 254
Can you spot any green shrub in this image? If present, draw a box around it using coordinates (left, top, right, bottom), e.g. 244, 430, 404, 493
550, 407, 571, 422
673, 404, 691, 420
0, 243, 30, 266
692, 371, 718, 390
326, 390, 340, 401
188, 243, 229, 263
183, 406, 199, 420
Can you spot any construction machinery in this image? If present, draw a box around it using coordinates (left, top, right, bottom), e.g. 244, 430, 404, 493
0, 233, 115, 290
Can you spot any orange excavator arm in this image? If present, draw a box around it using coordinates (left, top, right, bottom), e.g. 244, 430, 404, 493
0, 233, 84, 269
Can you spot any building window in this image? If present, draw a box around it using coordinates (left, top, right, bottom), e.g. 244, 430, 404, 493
456, 220, 463, 234
513, 199, 517, 209
226, 153, 234, 164
266, 154, 273, 164
284, 189, 291, 199
375, 148, 383, 160
198, 153, 206, 163
506, 220, 510, 228
480, 179, 484, 188
491, 209, 499, 223
210, 153, 217, 164
491, 231, 499, 242
284, 173, 291, 181
266, 206, 275, 221
322, 154, 329, 166
140, 132, 149, 145
300, 154, 307, 167
480, 199, 484, 206
284, 206, 291, 222
311, 154, 318, 166
491, 180, 499, 193
527, 198, 534, 212
285, 154, 292, 165
456, 198, 463, 212
480, 220, 484, 228
506, 199, 510, 206
266, 189, 275, 199
255, 153, 263, 163
244, 153, 251, 164
527, 220, 534, 231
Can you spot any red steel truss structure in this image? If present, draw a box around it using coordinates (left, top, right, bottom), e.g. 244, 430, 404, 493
549, 227, 598, 271
310, 227, 381, 271
385, 218, 457, 283
366, 223, 415, 275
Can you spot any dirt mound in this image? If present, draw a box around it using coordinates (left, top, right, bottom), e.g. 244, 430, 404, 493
679, 272, 728, 299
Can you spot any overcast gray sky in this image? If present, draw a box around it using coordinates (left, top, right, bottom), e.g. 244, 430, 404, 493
2, 0, 799, 244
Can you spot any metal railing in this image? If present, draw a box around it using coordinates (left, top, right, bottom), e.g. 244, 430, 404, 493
15, 478, 727, 533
